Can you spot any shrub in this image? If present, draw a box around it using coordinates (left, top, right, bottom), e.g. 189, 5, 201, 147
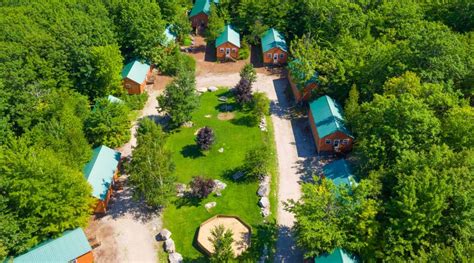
190, 176, 215, 199
234, 78, 253, 105
240, 63, 257, 83
196, 126, 215, 150
209, 224, 234, 262
251, 92, 270, 125
122, 93, 148, 110
244, 145, 271, 180
238, 40, 250, 60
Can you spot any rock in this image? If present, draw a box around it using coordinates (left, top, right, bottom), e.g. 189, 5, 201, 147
168, 252, 183, 263
205, 201, 217, 210
182, 121, 193, 128
218, 96, 228, 102
232, 171, 244, 181
218, 147, 224, 153
259, 197, 270, 208
215, 191, 222, 197
257, 185, 269, 197
261, 207, 271, 217
164, 238, 176, 253
158, 229, 172, 241
214, 180, 227, 191
208, 86, 218, 92
261, 175, 271, 184
176, 184, 187, 197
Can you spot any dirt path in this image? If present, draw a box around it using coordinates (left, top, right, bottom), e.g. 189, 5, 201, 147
86, 84, 165, 263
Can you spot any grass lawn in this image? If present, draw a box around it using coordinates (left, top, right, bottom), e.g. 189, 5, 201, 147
161, 89, 278, 262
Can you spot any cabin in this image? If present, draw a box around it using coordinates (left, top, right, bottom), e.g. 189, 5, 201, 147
163, 25, 177, 45
322, 159, 357, 187
121, 60, 152, 95
261, 28, 288, 65
314, 248, 356, 263
14, 228, 93, 263
309, 96, 354, 154
215, 25, 240, 61
189, 0, 219, 31
287, 59, 319, 102
83, 145, 121, 214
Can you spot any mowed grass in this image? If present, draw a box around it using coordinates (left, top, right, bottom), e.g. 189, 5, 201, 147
162, 89, 277, 261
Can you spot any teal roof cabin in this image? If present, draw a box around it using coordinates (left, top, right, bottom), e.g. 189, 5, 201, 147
322, 159, 357, 187
121, 60, 151, 85
288, 59, 319, 88
216, 25, 240, 48
308, 96, 354, 153
14, 228, 92, 263
83, 145, 121, 200
314, 248, 356, 263
189, 0, 219, 17
261, 28, 287, 53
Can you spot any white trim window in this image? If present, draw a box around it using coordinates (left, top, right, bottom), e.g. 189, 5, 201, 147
267, 53, 272, 58
279, 53, 285, 58
342, 139, 349, 145
325, 139, 332, 145
125, 84, 131, 89
220, 48, 224, 53
232, 48, 236, 53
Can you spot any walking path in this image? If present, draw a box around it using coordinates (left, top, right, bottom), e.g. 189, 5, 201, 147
85, 85, 163, 263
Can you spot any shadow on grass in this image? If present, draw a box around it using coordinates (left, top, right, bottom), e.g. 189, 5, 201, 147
181, 144, 205, 159
230, 115, 256, 127
221, 167, 258, 185
239, 220, 278, 261
173, 194, 202, 208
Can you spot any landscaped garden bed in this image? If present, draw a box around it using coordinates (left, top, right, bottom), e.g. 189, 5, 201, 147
161, 88, 278, 261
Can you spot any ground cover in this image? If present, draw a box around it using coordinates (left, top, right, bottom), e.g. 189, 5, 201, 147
161, 89, 278, 261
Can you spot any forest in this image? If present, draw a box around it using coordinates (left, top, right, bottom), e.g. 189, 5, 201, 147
0, 0, 472, 261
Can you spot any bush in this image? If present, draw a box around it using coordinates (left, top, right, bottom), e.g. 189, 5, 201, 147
182, 35, 192, 46
159, 48, 196, 76
238, 40, 250, 60
122, 93, 148, 110
190, 176, 215, 199
196, 126, 215, 150
244, 145, 270, 180
234, 78, 253, 105
240, 63, 256, 83
251, 92, 270, 125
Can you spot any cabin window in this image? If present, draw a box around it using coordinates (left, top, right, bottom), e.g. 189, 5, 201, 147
125, 84, 131, 89
342, 139, 349, 145
279, 53, 284, 58
232, 48, 236, 53
220, 48, 224, 53
267, 53, 272, 58
325, 139, 332, 144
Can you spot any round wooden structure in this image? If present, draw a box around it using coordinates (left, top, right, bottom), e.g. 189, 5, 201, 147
196, 215, 251, 256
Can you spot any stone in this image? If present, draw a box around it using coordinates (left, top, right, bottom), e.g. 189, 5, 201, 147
208, 86, 218, 92
218, 147, 224, 153
259, 197, 270, 208
168, 252, 183, 263
232, 171, 244, 181
218, 96, 228, 102
158, 228, 172, 241
261, 207, 271, 217
257, 185, 269, 197
176, 184, 187, 197
214, 180, 227, 191
164, 238, 176, 253
182, 121, 193, 128
204, 201, 217, 210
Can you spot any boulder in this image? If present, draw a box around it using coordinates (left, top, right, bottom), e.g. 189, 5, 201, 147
182, 121, 193, 128
208, 86, 218, 92
257, 185, 269, 197
168, 252, 183, 263
214, 180, 227, 191
158, 228, 172, 241
218, 96, 228, 102
164, 239, 176, 253
259, 197, 270, 208
261, 207, 271, 217
176, 184, 187, 197
232, 171, 244, 181
205, 201, 217, 210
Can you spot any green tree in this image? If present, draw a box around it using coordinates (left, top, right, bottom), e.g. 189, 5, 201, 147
344, 85, 360, 128
289, 35, 319, 87
87, 45, 124, 99
206, 3, 225, 42
250, 92, 270, 125
157, 71, 199, 127
84, 98, 131, 148
442, 106, 474, 150
244, 145, 271, 180
240, 63, 257, 83
209, 224, 235, 263
126, 118, 176, 207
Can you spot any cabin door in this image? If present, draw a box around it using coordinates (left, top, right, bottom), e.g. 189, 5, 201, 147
226, 48, 230, 57
273, 53, 278, 64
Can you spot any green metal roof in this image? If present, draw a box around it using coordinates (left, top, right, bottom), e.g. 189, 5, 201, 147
323, 160, 356, 187
261, 28, 287, 53
288, 59, 319, 88
107, 95, 123, 104
14, 228, 91, 263
190, 0, 219, 17
121, 60, 150, 84
215, 25, 240, 48
315, 248, 356, 263
163, 25, 176, 45
83, 145, 121, 200
309, 96, 353, 139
